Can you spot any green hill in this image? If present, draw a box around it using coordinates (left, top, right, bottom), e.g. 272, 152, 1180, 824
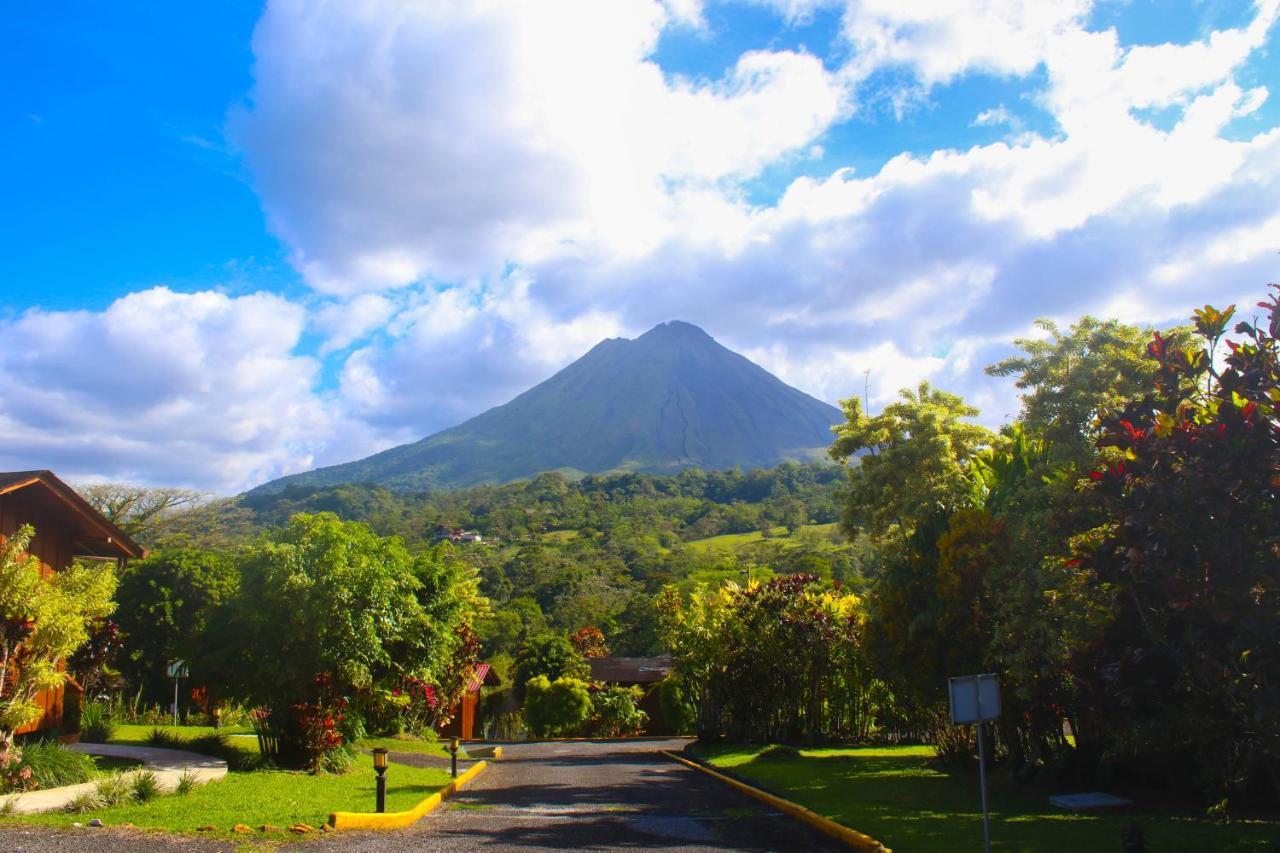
249, 321, 842, 495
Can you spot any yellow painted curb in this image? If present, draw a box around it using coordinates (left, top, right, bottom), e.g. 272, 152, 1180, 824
465, 745, 503, 760
660, 750, 891, 853
328, 759, 488, 831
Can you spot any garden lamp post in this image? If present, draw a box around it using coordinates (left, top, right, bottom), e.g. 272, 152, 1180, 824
372, 748, 388, 813
449, 737, 460, 779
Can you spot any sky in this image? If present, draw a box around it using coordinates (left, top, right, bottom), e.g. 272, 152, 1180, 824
2, 0, 1279, 493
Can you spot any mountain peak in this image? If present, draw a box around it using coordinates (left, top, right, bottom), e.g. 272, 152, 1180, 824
249, 323, 841, 495
638, 320, 713, 342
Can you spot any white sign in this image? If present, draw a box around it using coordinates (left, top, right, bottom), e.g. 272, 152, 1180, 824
166, 660, 189, 679
948, 673, 1000, 724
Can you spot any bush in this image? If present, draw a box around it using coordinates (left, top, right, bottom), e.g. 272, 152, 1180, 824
94, 772, 134, 807
0, 742, 34, 793
659, 676, 696, 735
79, 701, 115, 743
130, 769, 162, 803
18, 741, 95, 788
757, 744, 802, 762
590, 685, 648, 737
61, 790, 102, 813
524, 676, 592, 738
173, 770, 199, 796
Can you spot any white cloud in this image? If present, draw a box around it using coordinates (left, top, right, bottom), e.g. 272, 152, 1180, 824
0, 288, 382, 492
237, 0, 848, 296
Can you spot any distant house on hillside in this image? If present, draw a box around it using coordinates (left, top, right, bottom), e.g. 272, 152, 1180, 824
433, 525, 484, 544
0, 471, 143, 736
588, 655, 673, 734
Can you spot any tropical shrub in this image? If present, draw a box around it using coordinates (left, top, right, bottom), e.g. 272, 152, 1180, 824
0, 743, 34, 793
1072, 293, 1280, 801
658, 574, 870, 744
18, 741, 95, 789
79, 701, 115, 743
514, 634, 588, 701
198, 513, 484, 768
523, 676, 592, 738
590, 685, 648, 737
658, 676, 696, 735
0, 525, 117, 748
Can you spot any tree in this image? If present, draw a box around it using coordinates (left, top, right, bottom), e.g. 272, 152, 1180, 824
590, 685, 648, 737
1072, 293, 1280, 802
568, 625, 609, 659
513, 634, 588, 701
523, 676, 592, 738
113, 549, 237, 704
985, 317, 1193, 468
75, 484, 205, 544
201, 513, 482, 765
0, 526, 116, 747
830, 382, 997, 543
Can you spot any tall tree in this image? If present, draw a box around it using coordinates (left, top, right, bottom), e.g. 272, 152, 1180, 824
984, 317, 1191, 467
830, 382, 996, 543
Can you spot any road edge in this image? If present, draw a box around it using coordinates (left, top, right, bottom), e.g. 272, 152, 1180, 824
658, 750, 891, 853
328, 759, 488, 831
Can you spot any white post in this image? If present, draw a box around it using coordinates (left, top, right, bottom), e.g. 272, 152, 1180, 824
976, 684, 991, 853
173, 673, 179, 727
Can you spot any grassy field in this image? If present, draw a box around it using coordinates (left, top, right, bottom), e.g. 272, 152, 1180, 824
693, 744, 1280, 852
2, 759, 451, 839
683, 522, 839, 554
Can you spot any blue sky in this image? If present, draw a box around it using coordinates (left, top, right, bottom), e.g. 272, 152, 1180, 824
2, 0, 1279, 491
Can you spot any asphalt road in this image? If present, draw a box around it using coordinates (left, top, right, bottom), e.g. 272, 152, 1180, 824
307, 738, 844, 852
0, 739, 843, 852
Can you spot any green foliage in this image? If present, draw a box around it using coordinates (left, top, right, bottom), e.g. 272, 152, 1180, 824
658, 675, 696, 735
589, 685, 648, 737
658, 574, 872, 743
198, 513, 483, 765
985, 316, 1193, 468
0, 526, 117, 745
17, 741, 95, 788
513, 634, 588, 701
94, 772, 135, 807
78, 701, 115, 744
113, 549, 237, 705
1072, 291, 1280, 800
129, 769, 162, 803
830, 382, 996, 543
523, 676, 592, 738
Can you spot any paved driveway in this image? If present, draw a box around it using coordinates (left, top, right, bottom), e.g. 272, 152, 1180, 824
0, 739, 844, 851
306, 738, 844, 851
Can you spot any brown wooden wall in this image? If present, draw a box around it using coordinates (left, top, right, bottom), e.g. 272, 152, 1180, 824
0, 488, 76, 735
439, 690, 479, 740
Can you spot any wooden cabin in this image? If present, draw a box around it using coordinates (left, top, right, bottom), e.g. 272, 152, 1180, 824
0, 471, 143, 736
439, 663, 501, 741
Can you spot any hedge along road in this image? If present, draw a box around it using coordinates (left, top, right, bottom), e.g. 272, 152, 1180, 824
306, 737, 847, 852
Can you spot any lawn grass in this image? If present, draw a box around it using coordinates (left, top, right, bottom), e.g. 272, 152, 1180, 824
1, 759, 451, 840
692, 743, 1280, 852
90, 756, 143, 776
109, 723, 255, 742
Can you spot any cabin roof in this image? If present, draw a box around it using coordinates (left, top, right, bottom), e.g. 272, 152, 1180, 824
0, 470, 144, 560
588, 655, 673, 684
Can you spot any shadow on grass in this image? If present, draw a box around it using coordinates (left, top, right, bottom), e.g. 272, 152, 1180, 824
700, 747, 1280, 853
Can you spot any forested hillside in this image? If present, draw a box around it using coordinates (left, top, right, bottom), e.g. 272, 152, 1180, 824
110, 462, 872, 660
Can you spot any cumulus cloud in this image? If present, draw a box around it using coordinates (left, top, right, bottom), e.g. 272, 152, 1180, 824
237, 0, 848, 295
0, 288, 382, 491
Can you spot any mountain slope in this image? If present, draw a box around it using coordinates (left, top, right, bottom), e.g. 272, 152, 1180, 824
251, 321, 842, 494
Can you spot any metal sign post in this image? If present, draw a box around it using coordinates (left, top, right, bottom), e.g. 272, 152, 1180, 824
166, 660, 189, 726
949, 673, 1000, 853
